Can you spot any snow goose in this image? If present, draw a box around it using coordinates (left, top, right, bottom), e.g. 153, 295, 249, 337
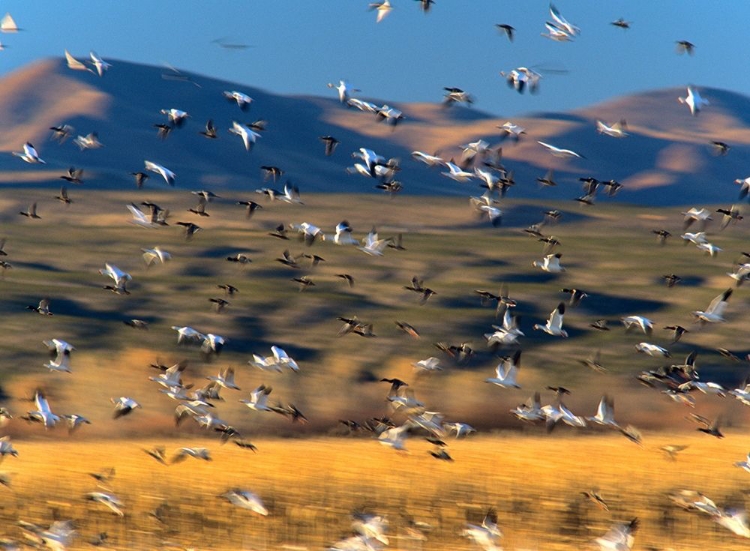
111, 397, 140, 419
223, 90, 253, 110
534, 303, 568, 337
692, 289, 732, 323
538, 141, 584, 158
532, 253, 565, 273
229, 121, 261, 151
13, 142, 44, 164
621, 315, 653, 335
89, 51, 111, 76
239, 384, 273, 412
635, 342, 670, 357
485, 350, 522, 388
221, 489, 268, 515
678, 86, 708, 116
144, 160, 175, 186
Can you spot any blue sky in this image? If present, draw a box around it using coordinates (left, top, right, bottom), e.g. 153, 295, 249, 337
0, 1, 745, 117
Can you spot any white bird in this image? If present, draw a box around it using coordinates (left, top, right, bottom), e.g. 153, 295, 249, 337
499, 121, 526, 141
594, 518, 638, 551
411, 151, 445, 167
240, 384, 273, 412
533, 302, 568, 337
369, 0, 392, 23
542, 21, 573, 42
327, 80, 359, 103
269, 346, 299, 372
142, 246, 171, 266
13, 142, 45, 164
99, 263, 132, 294
587, 395, 620, 429
443, 422, 476, 438
333, 221, 360, 246
696, 242, 722, 257
201, 333, 226, 356
692, 288, 732, 323
635, 342, 671, 357
43, 339, 73, 373
127, 203, 167, 229
596, 120, 629, 138
621, 316, 653, 335
172, 325, 206, 344
678, 86, 708, 116
532, 253, 565, 273
462, 509, 502, 551
161, 108, 190, 127
89, 51, 111, 76
229, 121, 262, 151
511, 391, 545, 422
715, 509, 750, 538
65, 50, 91, 72
221, 489, 268, 515
358, 227, 392, 256
413, 356, 443, 374
223, 90, 253, 110
549, 4, 580, 37
347, 97, 379, 113
441, 161, 475, 183
500, 66, 542, 94
73, 132, 103, 150
377, 104, 405, 125
682, 207, 712, 230
25, 390, 60, 428
537, 141, 584, 158
680, 231, 707, 245
86, 492, 124, 516
290, 222, 325, 245
0, 13, 20, 33
144, 160, 176, 186
149, 361, 188, 389
249, 354, 283, 373
111, 397, 141, 419
485, 350, 522, 388
378, 424, 410, 452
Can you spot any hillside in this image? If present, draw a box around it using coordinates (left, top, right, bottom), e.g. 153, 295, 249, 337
0, 58, 748, 205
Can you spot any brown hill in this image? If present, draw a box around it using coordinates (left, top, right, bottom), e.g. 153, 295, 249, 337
0, 58, 748, 205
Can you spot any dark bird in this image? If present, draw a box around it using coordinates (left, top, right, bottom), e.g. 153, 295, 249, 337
717, 205, 743, 230
277, 250, 300, 269
0, 238, 7, 256
381, 378, 409, 393
663, 274, 682, 287
590, 319, 609, 331
415, 0, 435, 14
199, 119, 218, 139
176, 222, 201, 240
652, 229, 671, 245
660, 444, 688, 461
50, 124, 74, 143
154, 123, 172, 140
188, 195, 210, 217
610, 18, 630, 29
711, 141, 730, 156
55, 186, 72, 205
536, 168, 556, 187
293, 276, 315, 291
319, 135, 340, 156
270, 403, 308, 424
60, 167, 84, 184
395, 321, 420, 339
337, 274, 355, 287
217, 284, 239, 296
581, 490, 609, 511
496, 23, 515, 41
226, 253, 251, 264
696, 416, 724, 438
261, 166, 283, 182
131, 171, 150, 189
676, 40, 695, 55
376, 181, 404, 196
209, 298, 230, 313
27, 298, 52, 315
19, 202, 40, 219
578, 349, 606, 373
561, 288, 587, 307
237, 200, 262, 218
268, 224, 289, 240
664, 325, 689, 343
124, 319, 149, 330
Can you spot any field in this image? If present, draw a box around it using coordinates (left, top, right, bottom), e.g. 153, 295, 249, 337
1, 189, 750, 548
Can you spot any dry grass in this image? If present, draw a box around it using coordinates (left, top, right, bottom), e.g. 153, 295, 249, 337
3, 433, 750, 549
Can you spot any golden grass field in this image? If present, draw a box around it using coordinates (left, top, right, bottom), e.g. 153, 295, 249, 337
1, 190, 750, 548
4, 433, 750, 550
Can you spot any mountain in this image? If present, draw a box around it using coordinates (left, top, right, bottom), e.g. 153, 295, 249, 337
0, 58, 748, 205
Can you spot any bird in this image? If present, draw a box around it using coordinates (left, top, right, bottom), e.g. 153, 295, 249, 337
60, 166, 84, 185
534, 303, 568, 337
19, 202, 40, 219
635, 342, 670, 357
596, 119, 629, 138
692, 289, 732, 323
579, 350, 606, 373
239, 384, 273, 412
223, 90, 253, 110
99, 263, 132, 295
496, 23, 515, 41
89, 51, 111, 76
697, 416, 724, 438
23, 390, 60, 428
582, 490, 610, 511
485, 350, 522, 388
73, 132, 103, 150
678, 86, 709, 116
144, 160, 176, 186
13, 142, 45, 164
229, 121, 262, 151
220, 489, 268, 515
319, 135, 340, 156
611, 18, 630, 29
177, 222, 201, 240
142, 246, 171, 267
594, 518, 638, 551
664, 325, 689, 343
532, 253, 565, 273
660, 444, 689, 461
676, 40, 695, 55
111, 397, 141, 419
443, 87, 474, 107
27, 298, 52, 315
199, 119, 218, 139
86, 492, 124, 517
561, 288, 587, 307
537, 141, 584, 158
621, 316, 653, 335
369, 0, 393, 23
171, 447, 212, 463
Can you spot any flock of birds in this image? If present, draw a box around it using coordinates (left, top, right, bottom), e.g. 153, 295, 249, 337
1, 3, 750, 551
